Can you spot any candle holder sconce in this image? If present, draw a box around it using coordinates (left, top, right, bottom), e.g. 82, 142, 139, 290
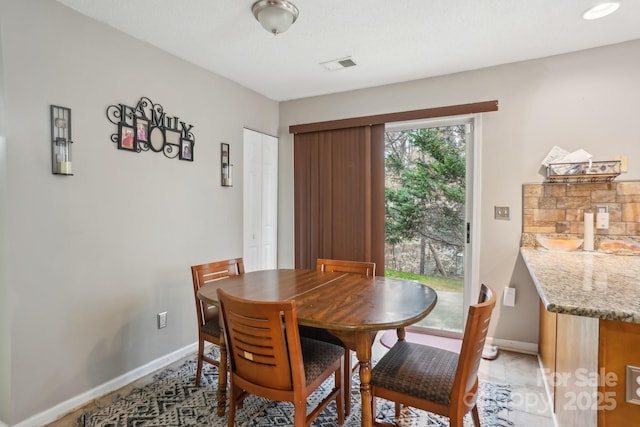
221, 142, 232, 187
50, 105, 73, 175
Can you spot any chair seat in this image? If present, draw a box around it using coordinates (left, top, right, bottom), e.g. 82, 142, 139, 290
299, 325, 344, 347
201, 317, 221, 338
300, 337, 345, 386
371, 341, 459, 406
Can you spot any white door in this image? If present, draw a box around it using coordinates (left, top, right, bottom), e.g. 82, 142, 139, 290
243, 128, 278, 272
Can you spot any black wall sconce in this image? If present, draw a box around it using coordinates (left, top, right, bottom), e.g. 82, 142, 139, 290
221, 142, 232, 186
50, 105, 73, 175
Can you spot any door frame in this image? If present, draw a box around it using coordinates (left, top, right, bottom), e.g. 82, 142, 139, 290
384, 113, 482, 335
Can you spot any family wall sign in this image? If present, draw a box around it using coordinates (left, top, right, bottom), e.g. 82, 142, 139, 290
106, 96, 195, 161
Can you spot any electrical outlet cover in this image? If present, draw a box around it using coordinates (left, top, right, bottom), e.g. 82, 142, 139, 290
626, 365, 640, 405
158, 312, 168, 329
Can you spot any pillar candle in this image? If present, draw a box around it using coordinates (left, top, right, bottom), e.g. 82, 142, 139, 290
584, 211, 594, 251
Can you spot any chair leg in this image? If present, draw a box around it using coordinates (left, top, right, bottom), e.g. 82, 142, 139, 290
227, 383, 237, 427
449, 411, 467, 427
371, 394, 376, 420
195, 339, 204, 387
294, 401, 306, 427
336, 365, 345, 425
371, 397, 397, 427
344, 349, 352, 416
471, 405, 481, 427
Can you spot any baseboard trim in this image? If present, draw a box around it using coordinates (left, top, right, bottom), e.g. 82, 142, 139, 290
487, 337, 538, 355
13, 343, 197, 427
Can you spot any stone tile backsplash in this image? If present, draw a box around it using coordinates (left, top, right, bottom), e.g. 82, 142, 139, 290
523, 181, 640, 236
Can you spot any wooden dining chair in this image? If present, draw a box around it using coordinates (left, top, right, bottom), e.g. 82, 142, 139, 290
217, 288, 345, 427
370, 284, 497, 427
298, 258, 376, 416
316, 258, 376, 277
190, 258, 244, 387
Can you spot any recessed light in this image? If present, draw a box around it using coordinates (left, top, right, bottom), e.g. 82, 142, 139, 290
582, 2, 620, 20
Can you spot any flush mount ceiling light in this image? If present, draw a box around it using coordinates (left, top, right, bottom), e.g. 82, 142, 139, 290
582, 2, 620, 20
252, 0, 299, 35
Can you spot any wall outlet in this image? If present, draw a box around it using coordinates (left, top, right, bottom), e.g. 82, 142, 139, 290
503, 287, 516, 307
495, 206, 510, 220
626, 365, 640, 405
157, 311, 168, 329
615, 155, 628, 173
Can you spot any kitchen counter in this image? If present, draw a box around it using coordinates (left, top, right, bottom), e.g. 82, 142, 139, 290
520, 247, 640, 323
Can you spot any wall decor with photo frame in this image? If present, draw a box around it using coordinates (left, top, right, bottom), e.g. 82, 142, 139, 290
221, 143, 232, 187
106, 96, 195, 161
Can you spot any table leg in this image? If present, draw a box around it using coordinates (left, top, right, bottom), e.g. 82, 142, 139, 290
329, 330, 377, 427
217, 323, 228, 417
354, 331, 377, 427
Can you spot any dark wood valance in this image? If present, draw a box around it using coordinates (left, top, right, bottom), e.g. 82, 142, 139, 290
289, 100, 498, 134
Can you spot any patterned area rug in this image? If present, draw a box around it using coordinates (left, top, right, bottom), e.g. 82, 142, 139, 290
79, 349, 513, 426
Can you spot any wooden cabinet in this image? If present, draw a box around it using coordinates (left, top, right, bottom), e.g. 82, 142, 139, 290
539, 301, 598, 427
538, 299, 557, 411
539, 301, 640, 426
598, 320, 640, 426
554, 313, 598, 427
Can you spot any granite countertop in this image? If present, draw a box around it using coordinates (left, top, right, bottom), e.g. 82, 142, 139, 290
521, 247, 640, 323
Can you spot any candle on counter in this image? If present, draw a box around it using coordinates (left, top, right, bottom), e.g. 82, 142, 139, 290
584, 211, 594, 251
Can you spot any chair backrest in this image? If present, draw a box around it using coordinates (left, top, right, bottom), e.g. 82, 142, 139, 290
316, 258, 376, 277
217, 288, 304, 392
452, 284, 496, 410
190, 258, 245, 325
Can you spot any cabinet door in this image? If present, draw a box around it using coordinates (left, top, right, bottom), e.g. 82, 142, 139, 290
555, 314, 598, 427
539, 299, 557, 411
598, 319, 640, 427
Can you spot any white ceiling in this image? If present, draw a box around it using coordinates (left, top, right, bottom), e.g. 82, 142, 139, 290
56, 0, 640, 101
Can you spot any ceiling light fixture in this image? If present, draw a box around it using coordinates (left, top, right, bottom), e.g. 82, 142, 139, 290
252, 0, 299, 35
582, 2, 620, 20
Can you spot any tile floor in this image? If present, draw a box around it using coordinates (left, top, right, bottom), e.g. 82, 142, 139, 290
45, 338, 554, 427
478, 349, 555, 426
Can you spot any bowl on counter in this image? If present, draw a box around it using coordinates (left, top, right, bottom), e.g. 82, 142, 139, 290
536, 235, 584, 252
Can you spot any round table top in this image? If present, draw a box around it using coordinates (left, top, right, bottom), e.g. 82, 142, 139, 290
197, 268, 438, 332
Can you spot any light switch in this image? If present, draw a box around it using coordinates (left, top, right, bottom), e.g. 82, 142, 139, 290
495, 206, 510, 220
596, 206, 609, 229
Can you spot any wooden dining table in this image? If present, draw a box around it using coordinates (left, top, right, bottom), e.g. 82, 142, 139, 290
197, 268, 438, 427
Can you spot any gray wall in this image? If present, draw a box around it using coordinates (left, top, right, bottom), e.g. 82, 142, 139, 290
278, 39, 640, 347
0, 0, 278, 424
3, 0, 640, 423
0, 13, 10, 424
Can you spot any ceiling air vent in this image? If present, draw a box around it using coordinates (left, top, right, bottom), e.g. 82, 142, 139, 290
320, 57, 357, 71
